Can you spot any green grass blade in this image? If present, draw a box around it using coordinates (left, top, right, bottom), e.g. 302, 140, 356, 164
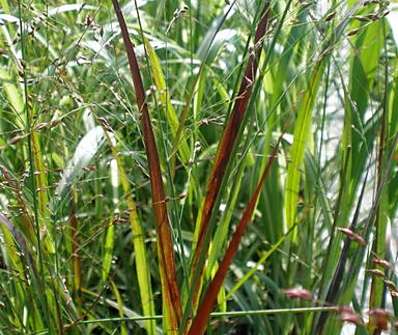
144, 38, 190, 164
101, 126, 156, 335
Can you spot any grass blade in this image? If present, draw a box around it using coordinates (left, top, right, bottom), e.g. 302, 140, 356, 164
189, 1, 271, 311
110, 280, 128, 335
144, 38, 190, 164
101, 159, 118, 283
99, 122, 156, 335
68, 191, 81, 307
111, 1, 182, 330
186, 139, 281, 335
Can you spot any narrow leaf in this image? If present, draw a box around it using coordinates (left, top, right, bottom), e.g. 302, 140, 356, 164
187, 140, 280, 335
190, 1, 271, 310
111, 1, 182, 330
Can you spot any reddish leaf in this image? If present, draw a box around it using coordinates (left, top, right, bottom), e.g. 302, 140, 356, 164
190, 0, 271, 310
111, 0, 182, 328
186, 138, 281, 335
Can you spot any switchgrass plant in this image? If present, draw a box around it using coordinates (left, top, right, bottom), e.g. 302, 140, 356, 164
1, 0, 398, 334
